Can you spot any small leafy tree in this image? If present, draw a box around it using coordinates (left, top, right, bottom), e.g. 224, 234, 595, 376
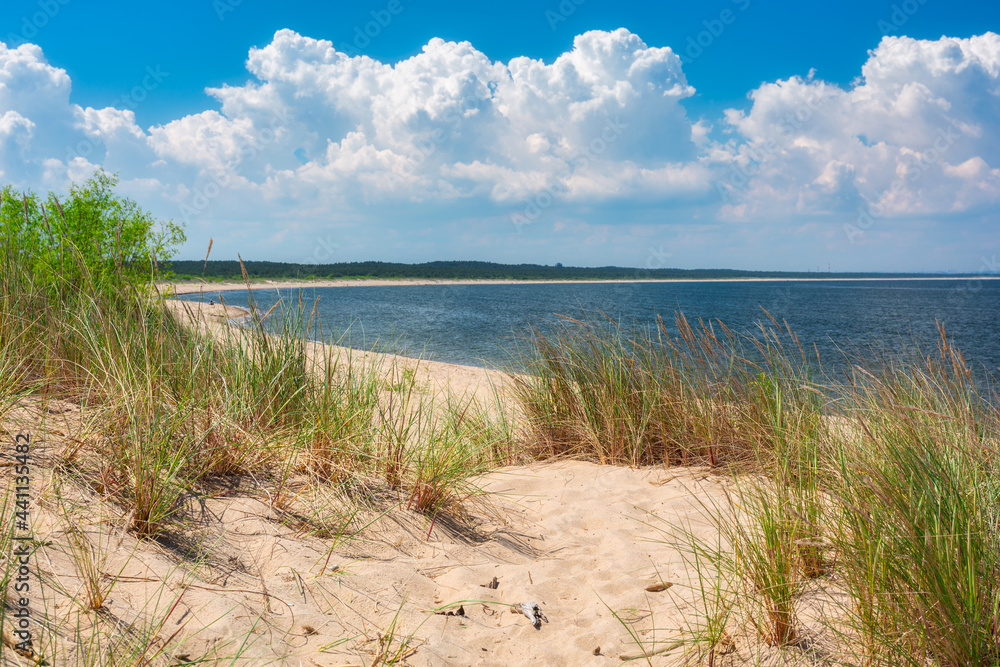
0, 171, 185, 286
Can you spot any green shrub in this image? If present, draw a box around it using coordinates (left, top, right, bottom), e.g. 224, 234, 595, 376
0, 170, 185, 287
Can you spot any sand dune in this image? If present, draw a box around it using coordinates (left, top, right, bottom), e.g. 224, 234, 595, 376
0, 298, 838, 666
2, 393, 740, 665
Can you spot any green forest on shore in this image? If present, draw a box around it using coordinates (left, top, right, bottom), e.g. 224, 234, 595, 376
164, 259, 968, 282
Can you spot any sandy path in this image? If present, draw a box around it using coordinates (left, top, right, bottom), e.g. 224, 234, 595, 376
348, 461, 728, 666
232, 461, 732, 666
1, 404, 733, 666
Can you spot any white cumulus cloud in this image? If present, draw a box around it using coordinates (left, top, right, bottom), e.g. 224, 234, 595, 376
717, 33, 1000, 227
0, 29, 997, 267
168, 27, 706, 210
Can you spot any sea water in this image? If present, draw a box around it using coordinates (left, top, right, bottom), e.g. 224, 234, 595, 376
176, 279, 1000, 377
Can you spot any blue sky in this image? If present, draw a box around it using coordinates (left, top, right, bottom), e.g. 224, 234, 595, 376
2, 0, 999, 271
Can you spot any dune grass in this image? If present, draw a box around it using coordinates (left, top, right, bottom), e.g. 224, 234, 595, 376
824, 334, 1000, 665
513, 312, 1000, 663
5, 245, 998, 663
3, 176, 999, 663
0, 235, 514, 662
511, 311, 827, 469
3, 248, 511, 528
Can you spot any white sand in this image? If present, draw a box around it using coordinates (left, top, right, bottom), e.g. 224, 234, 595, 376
163, 274, 999, 296
2, 393, 738, 665
0, 300, 842, 665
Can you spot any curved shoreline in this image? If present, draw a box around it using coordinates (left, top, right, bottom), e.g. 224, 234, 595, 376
162, 298, 510, 405
165, 274, 1000, 296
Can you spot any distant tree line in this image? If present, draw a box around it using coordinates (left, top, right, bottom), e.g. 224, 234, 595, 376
163, 259, 952, 282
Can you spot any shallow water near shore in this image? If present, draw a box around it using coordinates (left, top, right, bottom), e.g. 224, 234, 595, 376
176, 278, 1000, 376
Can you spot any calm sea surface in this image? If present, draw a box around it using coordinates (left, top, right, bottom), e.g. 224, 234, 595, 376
177, 280, 1000, 377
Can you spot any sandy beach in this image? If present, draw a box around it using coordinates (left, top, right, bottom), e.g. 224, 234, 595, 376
4, 393, 747, 665
162, 298, 511, 406
6, 6, 996, 660
164, 274, 1000, 296
4, 296, 986, 665
1, 299, 771, 665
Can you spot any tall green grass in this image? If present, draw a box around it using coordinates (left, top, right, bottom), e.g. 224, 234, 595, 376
0, 223, 514, 660
825, 328, 1000, 665
513, 313, 1000, 662
512, 312, 826, 469
0, 240, 513, 535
